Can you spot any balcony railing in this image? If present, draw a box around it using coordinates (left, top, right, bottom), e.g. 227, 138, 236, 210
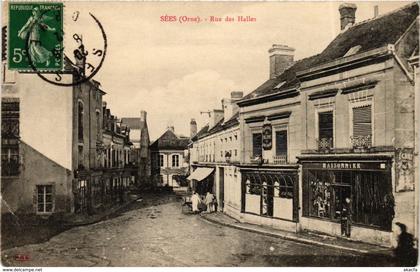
273, 154, 287, 164
351, 135, 372, 150
317, 138, 333, 152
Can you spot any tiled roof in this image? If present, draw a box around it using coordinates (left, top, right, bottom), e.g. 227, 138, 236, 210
150, 129, 189, 150
198, 112, 240, 139
240, 2, 418, 102
121, 118, 145, 130
310, 2, 418, 68
241, 55, 319, 101
191, 124, 209, 141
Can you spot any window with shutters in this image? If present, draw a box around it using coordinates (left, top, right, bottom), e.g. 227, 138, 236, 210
252, 133, 262, 158
159, 154, 164, 167
37, 185, 54, 213
318, 111, 334, 150
351, 105, 372, 149
2, 99, 20, 176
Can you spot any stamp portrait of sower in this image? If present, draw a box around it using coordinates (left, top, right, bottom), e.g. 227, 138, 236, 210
17, 7, 55, 66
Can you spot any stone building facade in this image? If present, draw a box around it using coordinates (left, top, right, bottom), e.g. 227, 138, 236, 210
150, 127, 189, 187
121, 110, 151, 186
190, 2, 419, 247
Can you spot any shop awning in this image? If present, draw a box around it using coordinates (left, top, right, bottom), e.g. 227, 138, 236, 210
187, 167, 214, 182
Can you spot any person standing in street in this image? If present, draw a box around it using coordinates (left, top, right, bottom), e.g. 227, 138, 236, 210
341, 197, 352, 237
191, 191, 201, 213
205, 192, 214, 213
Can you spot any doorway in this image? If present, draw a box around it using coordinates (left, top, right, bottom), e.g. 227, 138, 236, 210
219, 167, 224, 211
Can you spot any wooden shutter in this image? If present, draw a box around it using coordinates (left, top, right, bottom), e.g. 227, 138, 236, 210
353, 105, 372, 136
252, 133, 262, 157
275, 130, 287, 155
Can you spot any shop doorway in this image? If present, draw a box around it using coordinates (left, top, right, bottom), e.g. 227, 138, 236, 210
219, 167, 224, 211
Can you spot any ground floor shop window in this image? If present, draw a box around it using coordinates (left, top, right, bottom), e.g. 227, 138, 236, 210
37, 185, 54, 213
303, 163, 393, 231
242, 171, 297, 221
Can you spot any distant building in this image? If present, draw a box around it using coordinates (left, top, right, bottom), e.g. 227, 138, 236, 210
121, 110, 151, 185
150, 127, 189, 187
188, 91, 243, 212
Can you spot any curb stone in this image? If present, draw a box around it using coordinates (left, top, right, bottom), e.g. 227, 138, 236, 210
200, 213, 391, 255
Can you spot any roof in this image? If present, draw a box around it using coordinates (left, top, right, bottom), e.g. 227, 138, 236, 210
309, 3, 418, 68
196, 112, 240, 140
239, 2, 418, 103
240, 55, 319, 101
191, 124, 209, 141
150, 129, 190, 150
121, 117, 145, 130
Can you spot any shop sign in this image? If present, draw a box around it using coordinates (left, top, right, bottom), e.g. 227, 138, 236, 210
304, 161, 388, 170
262, 123, 272, 150
396, 148, 414, 192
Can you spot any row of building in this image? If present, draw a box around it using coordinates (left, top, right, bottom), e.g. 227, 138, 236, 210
185, 3, 419, 247
1, 46, 151, 220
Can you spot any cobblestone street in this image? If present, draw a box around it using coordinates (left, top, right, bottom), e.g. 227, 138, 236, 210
2, 193, 397, 267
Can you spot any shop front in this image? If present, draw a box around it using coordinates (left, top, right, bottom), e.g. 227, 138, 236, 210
299, 156, 394, 246
187, 167, 215, 195
240, 167, 299, 232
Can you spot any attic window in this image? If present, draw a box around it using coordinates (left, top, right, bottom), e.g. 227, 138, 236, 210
344, 45, 361, 57
274, 81, 286, 89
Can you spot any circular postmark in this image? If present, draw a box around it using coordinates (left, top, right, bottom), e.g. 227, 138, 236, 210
24, 8, 107, 86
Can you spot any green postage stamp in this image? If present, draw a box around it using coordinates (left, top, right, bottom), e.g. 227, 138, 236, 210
8, 2, 63, 71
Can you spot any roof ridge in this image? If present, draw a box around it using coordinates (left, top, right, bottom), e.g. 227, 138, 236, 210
350, 2, 418, 29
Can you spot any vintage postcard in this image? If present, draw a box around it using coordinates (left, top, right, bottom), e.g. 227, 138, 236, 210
0, 0, 419, 270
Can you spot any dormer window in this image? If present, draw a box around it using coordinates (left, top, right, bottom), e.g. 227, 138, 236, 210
343, 45, 361, 57
274, 81, 286, 89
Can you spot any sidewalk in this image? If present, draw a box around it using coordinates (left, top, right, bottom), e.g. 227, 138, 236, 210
200, 212, 394, 255
62, 197, 138, 227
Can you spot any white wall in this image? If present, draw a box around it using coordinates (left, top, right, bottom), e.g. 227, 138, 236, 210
3, 72, 73, 170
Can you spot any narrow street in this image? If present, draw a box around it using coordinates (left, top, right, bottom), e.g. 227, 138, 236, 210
2, 193, 397, 267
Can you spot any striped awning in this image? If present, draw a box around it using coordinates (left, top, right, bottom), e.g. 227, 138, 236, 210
187, 167, 214, 182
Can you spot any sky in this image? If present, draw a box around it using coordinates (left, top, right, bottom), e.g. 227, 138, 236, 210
64, 1, 410, 141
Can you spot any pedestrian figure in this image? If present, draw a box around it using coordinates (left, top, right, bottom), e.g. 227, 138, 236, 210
341, 197, 352, 237
191, 191, 201, 213
394, 222, 418, 266
205, 192, 214, 213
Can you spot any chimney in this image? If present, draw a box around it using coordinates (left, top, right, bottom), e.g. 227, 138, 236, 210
167, 126, 175, 133
339, 3, 357, 31
140, 110, 147, 122
222, 91, 244, 122
209, 109, 224, 129
269, 44, 295, 79
190, 119, 197, 137
374, 5, 379, 18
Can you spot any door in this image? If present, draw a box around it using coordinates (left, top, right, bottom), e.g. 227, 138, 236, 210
219, 167, 224, 211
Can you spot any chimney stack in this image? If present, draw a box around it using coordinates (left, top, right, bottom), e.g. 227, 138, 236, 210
339, 3, 357, 31
374, 5, 379, 18
190, 119, 197, 137
209, 109, 224, 129
222, 91, 244, 122
269, 44, 295, 79
167, 126, 175, 133
140, 110, 147, 122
